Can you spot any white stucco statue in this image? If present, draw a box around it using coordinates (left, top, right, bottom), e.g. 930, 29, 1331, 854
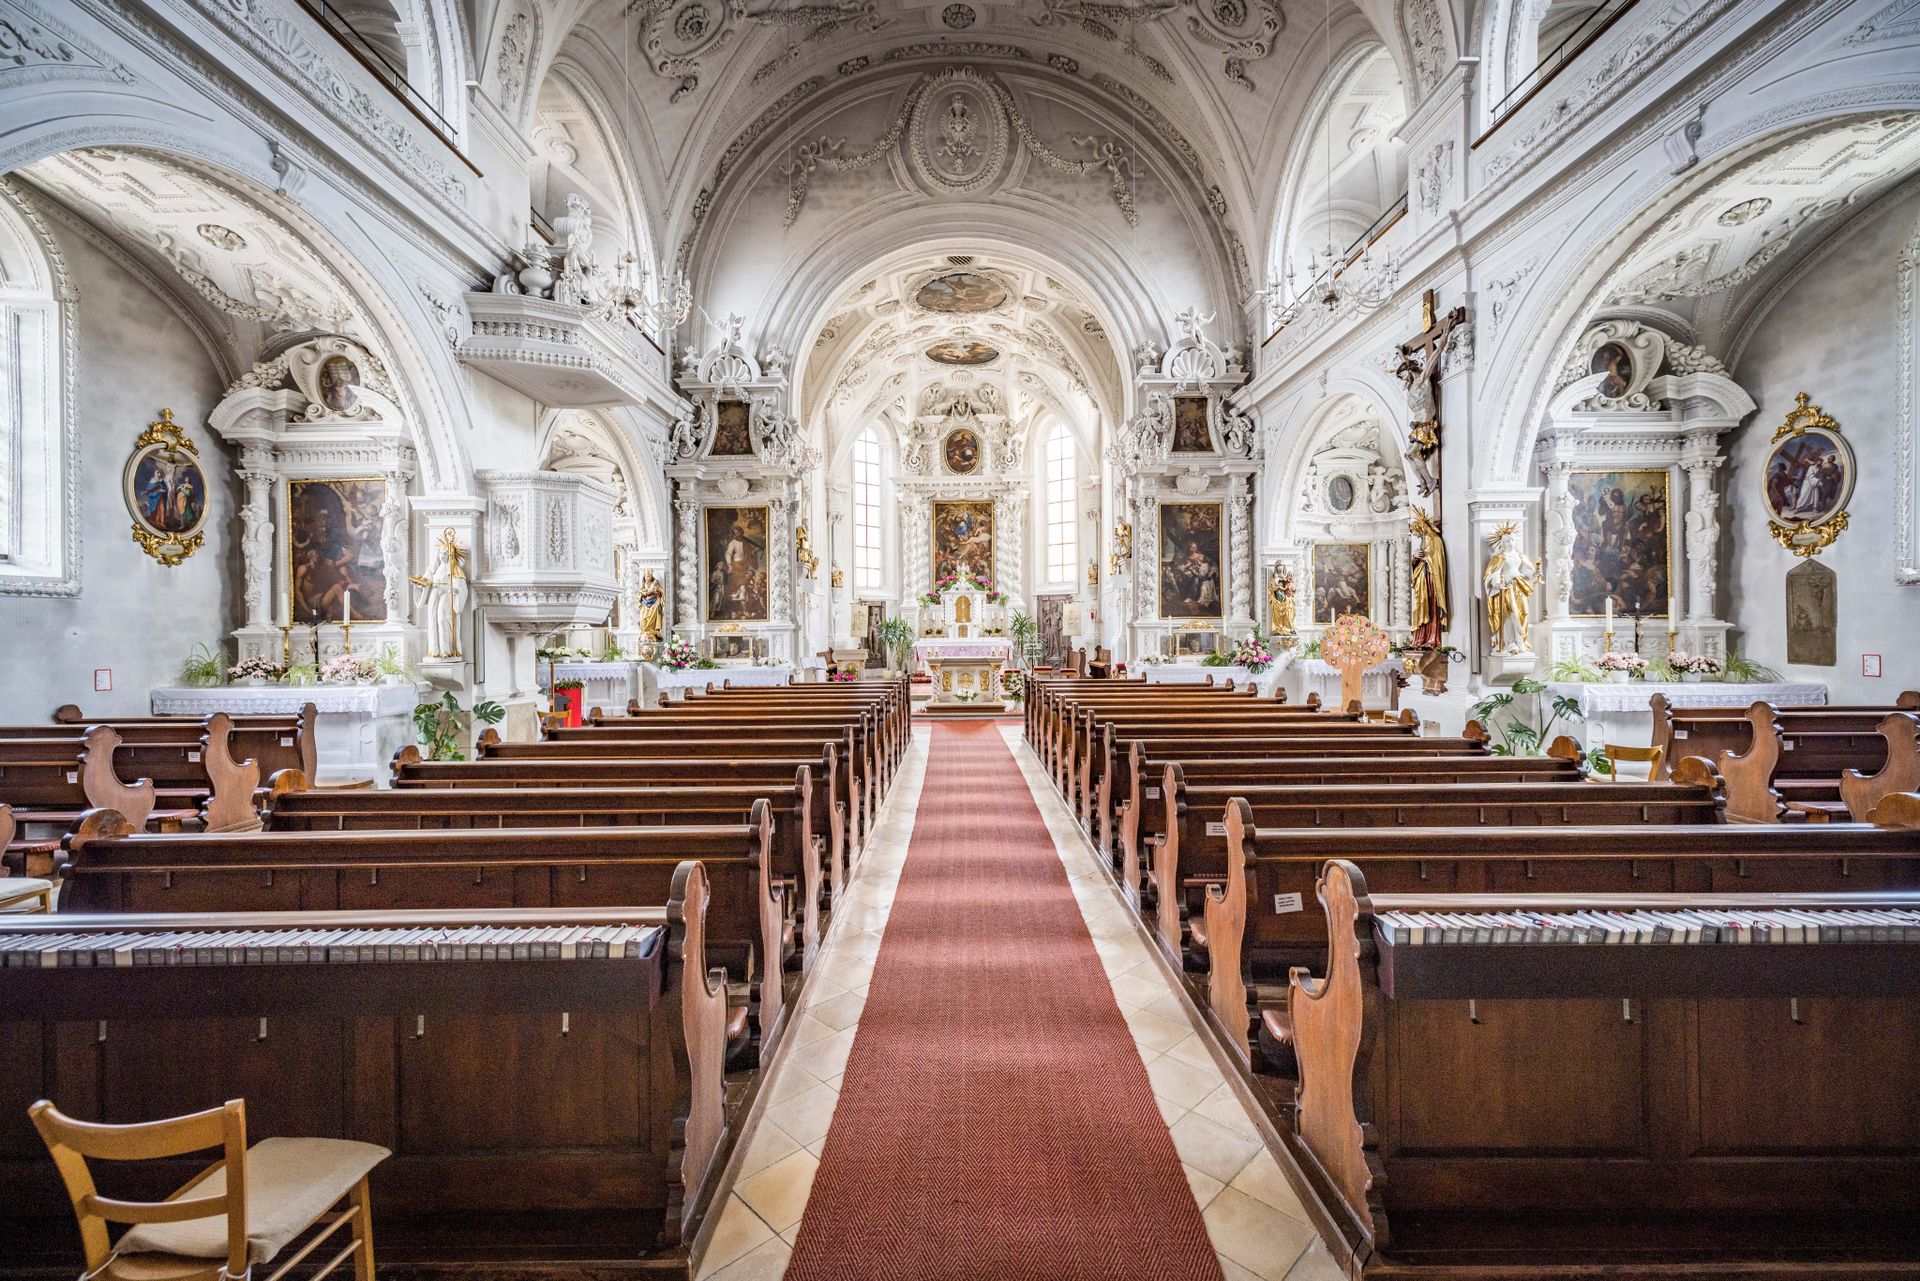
410, 528, 470, 659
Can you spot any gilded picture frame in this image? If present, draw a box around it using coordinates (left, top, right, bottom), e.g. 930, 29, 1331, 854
703, 505, 771, 622
1309, 543, 1371, 625
123, 408, 208, 567
1763, 392, 1854, 558
931, 500, 995, 583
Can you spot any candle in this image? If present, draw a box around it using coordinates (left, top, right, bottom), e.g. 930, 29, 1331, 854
342, 589, 352, 625
1604, 597, 1613, 628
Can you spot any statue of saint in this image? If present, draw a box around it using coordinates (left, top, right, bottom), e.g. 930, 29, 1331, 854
409, 529, 469, 659
635, 568, 665, 642
1267, 563, 1296, 635
1483, 523, 1539, 655
1408, 506, 1449, 650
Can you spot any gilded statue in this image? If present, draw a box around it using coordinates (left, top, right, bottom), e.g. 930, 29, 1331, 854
409, 529, 469, 659
795, 523, 819, 579
635, 568, 665, 642
1267, 563, 1296, 635
1408, 506, 1449, 650
1483, 523, 1539, 655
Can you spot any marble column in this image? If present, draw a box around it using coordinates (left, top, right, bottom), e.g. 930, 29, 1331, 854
673, 482, 700, 629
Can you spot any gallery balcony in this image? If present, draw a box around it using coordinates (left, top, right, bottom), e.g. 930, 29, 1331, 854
458, 293, 673, 410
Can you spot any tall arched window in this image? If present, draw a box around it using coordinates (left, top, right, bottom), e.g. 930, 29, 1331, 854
0, 185, 75, 596
1044, 426, 1076, 586
853, 428, 884, 594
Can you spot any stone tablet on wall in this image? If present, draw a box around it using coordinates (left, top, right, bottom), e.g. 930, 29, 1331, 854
288, 478, 388, 623
1310, 542, 1371, 625
704, 505, 770, 621
931, 500, 995, 583
1158, 501, 1223, 619
1566, 469, 1671, 617
1786, 559, 1837, 666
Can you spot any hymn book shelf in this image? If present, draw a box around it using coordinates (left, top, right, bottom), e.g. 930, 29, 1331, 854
0, 880, 731, 1276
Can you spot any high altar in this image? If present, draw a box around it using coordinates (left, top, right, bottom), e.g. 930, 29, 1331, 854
914, 567, 1012, 706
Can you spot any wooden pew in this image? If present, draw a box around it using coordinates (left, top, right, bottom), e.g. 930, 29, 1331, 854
0, 866, 730, 1268
392, 748, 851, 900
265, 769, 827, 967
1029, 680, 1264, 782
0, 728, 173, 868
478, 732, 873, 859
691, 679, 911, 759
55, 806, 789, 1062
1282, 859, 1920, 1277
1679, 703, 1920, 821
1117, 739, 1581, 905
1201, 801, 1920, 1069
599, 700, 899, 783
4, 705, 318, 781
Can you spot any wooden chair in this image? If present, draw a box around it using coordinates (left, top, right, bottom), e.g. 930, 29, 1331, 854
0, 806, 52, 913
1600, 743, 1664, 782
29, 1098, 386, 1281
1088, 646, 1113, 679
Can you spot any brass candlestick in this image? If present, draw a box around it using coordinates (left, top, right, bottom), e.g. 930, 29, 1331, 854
278, 626, 293, 668
1603, 629, 1616, 654
309, 623, 322, 665
340, 621, 354, 654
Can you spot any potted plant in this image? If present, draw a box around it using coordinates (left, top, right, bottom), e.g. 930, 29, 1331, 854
319, 653, 377, 685
550, 677, 585, 727
1596, 652, 1647, 684
374, 646, 416, 686
1010, 611, 1039, 670
878, 615, 918, 677
178, 643, 228, 689
412, 691, 506, 762
1723, 652, 1781, 684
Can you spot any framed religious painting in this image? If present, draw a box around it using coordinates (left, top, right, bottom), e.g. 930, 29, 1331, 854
1565, 469, 1672, 617
1310, 543, 1371, 625
287, 478, 389, 624
710, 399, 754, 456
931, 500, 995, 583
703, 506, 771, 622
122, 409, 209, 567
1171, 396, 1212, 452
943, 427, 982, 475
706, 631, 755, 664
1165, 628, 1221, 659
1157, 502, 1224, 619
1762, 393, 1854, 557
316, 353, 363, 415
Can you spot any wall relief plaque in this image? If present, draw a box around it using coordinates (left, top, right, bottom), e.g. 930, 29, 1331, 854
1785, 559, 1837, 667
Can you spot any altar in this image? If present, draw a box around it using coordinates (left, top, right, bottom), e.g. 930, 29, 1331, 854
640, 662, 797, 705
544, 661, 638, 714
150, 682, 421, 786
913, 638, 1013, 707
1547, 680, 1828, 754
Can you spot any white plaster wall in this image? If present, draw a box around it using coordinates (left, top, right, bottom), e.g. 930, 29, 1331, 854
0, 218, 234, 721
1727, 190, 1920, 700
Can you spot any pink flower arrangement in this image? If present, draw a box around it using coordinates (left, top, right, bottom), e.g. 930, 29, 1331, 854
1228, 632, 1275, 674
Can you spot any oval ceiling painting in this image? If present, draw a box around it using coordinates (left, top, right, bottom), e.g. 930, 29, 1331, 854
915, 272, 1008, 314
926, 340, 1000, 366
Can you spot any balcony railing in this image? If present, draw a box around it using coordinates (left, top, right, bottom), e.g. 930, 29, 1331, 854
1261, 194, 1409, 346
1480, 0, 1642, 141
293, 0, 477, 172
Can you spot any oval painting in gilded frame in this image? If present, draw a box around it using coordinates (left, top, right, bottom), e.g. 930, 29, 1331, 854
123, 409, 209, 567
943, 428, 982, 474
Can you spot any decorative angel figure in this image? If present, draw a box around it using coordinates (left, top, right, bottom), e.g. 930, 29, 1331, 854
1483, 523, 1539, 655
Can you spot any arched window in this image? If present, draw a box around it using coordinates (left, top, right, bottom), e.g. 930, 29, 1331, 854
853, 428, 884, 594
1044, 426, 1076, 586
0, 185, 74, 596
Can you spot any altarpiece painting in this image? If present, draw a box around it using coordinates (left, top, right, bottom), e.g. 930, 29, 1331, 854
1566, 469, 1671, 617
288, 478, 388, 623
1310, 543, 1371, 624
931, 500, 995, 582
704, 505, 770, 621
1158, 502, 1223, 619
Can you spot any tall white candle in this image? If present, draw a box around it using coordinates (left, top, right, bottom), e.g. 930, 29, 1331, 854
343, 588, 352, 624
1604, 596, 1613, 629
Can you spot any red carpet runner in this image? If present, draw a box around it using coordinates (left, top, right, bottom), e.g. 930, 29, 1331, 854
784, 721, 1225, 1280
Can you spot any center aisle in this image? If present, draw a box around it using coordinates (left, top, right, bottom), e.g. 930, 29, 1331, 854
782, 720, 1225, 1280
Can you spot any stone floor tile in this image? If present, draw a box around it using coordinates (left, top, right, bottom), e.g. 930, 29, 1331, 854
702, 1235, 793, 1281
1183, 1161, 1226, 1210
1109, 971, 1167, 1009
1124, 1008, 1192, 1056
785, 1028, 856, 1081
1169, 1111, 1266, 1184
733, 1148, 820, 1233
761, 1076, 841, 1147
804, 989, 867, 1031
1202, 1188, 1319, 1281
1282, 1240, 1346, 1281
1146, 1051, 1230, 1111
732, 1117, 802, 1181
1229, 1150, 1314, 1222
1194, 1084, 1262, 1137
693, 1195, 775, 1279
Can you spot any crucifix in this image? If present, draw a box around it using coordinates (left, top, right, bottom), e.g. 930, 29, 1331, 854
1396, 288, 1467, 504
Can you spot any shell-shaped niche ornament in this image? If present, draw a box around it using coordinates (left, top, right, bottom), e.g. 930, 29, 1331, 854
1763, 391, 1854, 558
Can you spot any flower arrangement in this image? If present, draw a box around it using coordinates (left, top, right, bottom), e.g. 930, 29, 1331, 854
659, 636, 703, 671
553, 678, 585, 691
1228, 631, 1275, 674
1596, 651, 1647, 674
1137, 653, 1169, 666
227, 655, 286, 684
1320, 614, 1391, 671
1666, 651, 1723, 676
917, 571, 1005, 605
319, 653, 378, 685
826, 666, 858, 683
